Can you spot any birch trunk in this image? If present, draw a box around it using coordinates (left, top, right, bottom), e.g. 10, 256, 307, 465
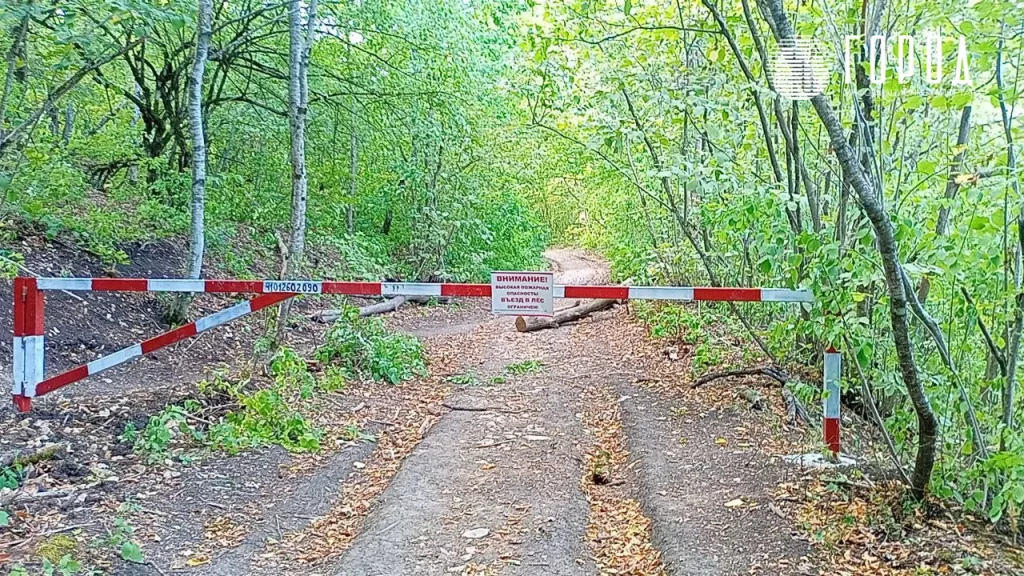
61, 102, 74, 145
996, 25, 1021, 433
276, 0, 317, 341
128, 83, 142, 184
348, 124, 356, 234
762, 0, 939, 500
165, 0, 212, 324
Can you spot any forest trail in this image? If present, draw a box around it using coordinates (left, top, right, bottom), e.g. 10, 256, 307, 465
143, 248, 808, 576
0, 248, 812, 576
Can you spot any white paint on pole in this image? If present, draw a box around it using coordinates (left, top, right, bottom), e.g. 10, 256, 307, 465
196, 300, 253, 332
823, 350, 841, 418
21, 335, 43, 397
148, 279, 206, 292
761, 288, 815, 302
263, 280, 323, 294
491, 271, 554, 317
87, 343, 142, 375
628, 286, 695, 301
382, 283, 442, 297
38, 278, 92, 291
12, 336, 24, 397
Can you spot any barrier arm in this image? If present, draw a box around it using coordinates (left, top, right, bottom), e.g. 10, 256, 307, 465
11, 290, 294, 412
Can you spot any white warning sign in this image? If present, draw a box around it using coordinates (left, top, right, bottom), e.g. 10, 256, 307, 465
491, 271, 554, 317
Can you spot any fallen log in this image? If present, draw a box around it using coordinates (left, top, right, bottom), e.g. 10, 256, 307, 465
515, 298, 618, 332
311, 294, 454, 323
310, 297, 406, 322
555, 300, 581, 313
0, 443, 65, 469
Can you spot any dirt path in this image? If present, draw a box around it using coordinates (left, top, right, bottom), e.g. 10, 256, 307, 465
196, 247, 806, 575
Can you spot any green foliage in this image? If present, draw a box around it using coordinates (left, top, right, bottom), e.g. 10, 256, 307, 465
316, 308, 427, 384
40, 555, 84, 576
340, 424, 375, 443
128, 357, 325, 460
522, 0, 1024, 529
445, 373, 482, 386
504, 360, 543, 375
1, 464, 24, 490
108, 517, 144, 564
222, 387, 322, 453
0, 0, 548, 282
633, 302, 705, 342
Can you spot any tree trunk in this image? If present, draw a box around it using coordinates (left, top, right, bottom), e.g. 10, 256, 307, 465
276, 0, 317, 341
935, 107, 973, 237
762, 0, 938, 500
348, 124, 357, 234
996, 25, 1021, 434
514, 298, 618, 332
128, 83, 142, 184
61, 101, 74, 145
0, 15, 29, 141
165, 0, 212, 324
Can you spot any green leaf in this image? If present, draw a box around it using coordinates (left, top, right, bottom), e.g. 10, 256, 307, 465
904, 95, 925, 110
121, 541, 145, 564
623, 0, 631, 16
0, 510, 9, 526
916, 160, 937, 175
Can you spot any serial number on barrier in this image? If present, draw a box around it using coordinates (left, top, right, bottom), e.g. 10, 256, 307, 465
263, 280, 323, 294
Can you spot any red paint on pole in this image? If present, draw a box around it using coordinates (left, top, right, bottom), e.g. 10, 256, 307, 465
36, 365, 90, 396
141, 323, 198, 354
93, 278, 147, 291
248, 292, 296, 313
442, 283, 491, 297
13, 395, 31, 412
563, 286, 629, 299
824, 418, 840, 454
322, 282, 382, 296
25, 279, 44, 335
693, 287, 760, 301
13, 277, 27, 336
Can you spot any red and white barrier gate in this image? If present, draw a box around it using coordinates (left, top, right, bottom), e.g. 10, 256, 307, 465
10, 276, 840, 453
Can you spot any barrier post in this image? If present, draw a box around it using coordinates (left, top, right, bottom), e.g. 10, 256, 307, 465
12, 277, 44, 413
823, 347, 841, 456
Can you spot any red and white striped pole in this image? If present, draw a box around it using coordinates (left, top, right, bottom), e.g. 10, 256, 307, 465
823, 347, 842, 456
12, 277, 44, 413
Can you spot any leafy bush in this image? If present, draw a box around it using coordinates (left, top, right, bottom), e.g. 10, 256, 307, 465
316, 307, 427, 384
127, 355, 324, 460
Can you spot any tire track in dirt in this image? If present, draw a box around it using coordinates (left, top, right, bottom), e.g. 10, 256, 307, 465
216, 249, 606, 575
566, 309, 815, 575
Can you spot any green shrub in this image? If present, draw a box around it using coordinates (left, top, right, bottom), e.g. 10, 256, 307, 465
316, 307, 427, 384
